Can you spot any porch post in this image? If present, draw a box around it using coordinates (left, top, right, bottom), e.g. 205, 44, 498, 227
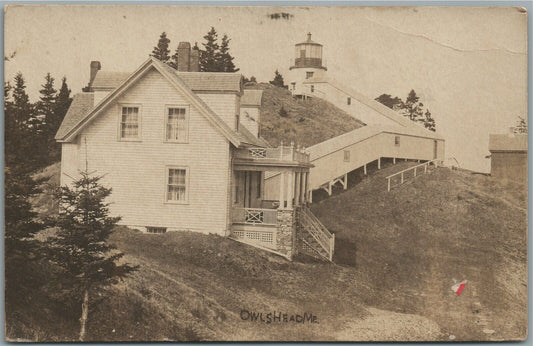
300, 172, 306, 204
294, 172, 301, 206
287, 171, 294, 209
279, 171, 285, 209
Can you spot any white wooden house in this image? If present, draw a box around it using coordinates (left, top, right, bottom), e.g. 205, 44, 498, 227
56, 45, 333, 261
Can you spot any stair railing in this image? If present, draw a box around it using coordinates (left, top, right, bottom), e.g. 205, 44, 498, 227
298, 207, 335, 261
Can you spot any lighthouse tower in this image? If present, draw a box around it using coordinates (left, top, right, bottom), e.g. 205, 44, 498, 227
287, 33, 327, 98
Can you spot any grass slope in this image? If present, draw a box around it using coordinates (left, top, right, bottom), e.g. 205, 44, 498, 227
18, 161, 526, 342
247, 83, 365, 147
311, 161, 527, 341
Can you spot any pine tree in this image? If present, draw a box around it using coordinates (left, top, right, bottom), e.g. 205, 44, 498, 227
6, 73, 35, 167
269, 70, 286, 88
514, 116, 527, 134
401, 89, 424, 121
169, 47, 179, 69
375, 94, 404, 110
422, 109, 436, 132
150, 32, 171, 62
199, 27, 219, 72
217, 34, 239, 72
36, 73, 58, 162
48, 77, 72, 161
47, 172, 138, 341
5, 164, 46, 310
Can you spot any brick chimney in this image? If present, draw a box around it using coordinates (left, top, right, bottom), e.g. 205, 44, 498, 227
177, 42, 191, 72
190, 48, 199, 72
89, 61, 101, 86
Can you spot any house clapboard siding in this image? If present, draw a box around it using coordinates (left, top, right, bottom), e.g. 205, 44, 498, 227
197, 93, 240, 131
61, 67, 231, 235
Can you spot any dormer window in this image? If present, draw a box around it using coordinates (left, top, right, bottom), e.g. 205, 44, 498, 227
120, 105, 140, 140
165, 106, 189, 142
306, 72, 314, 79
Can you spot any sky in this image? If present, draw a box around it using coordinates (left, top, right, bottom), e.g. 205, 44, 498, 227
4, 5, 528, 173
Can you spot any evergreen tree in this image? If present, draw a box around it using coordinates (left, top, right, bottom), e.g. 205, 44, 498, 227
269, 70, 286, 88
422, 109, 436, 132
48, 77, 72, 161
5, 164, 45, 310
6, 73, 35, 167
401, 89, 424, 121
169, 47, 179, 69
375, 94, 403, 110
514, 116, 527, 134
47, 172, 138, 341
150, 32, 171, 62
217, 34, 239, 72
199, 27, 219, 72
36, 73, 57, 157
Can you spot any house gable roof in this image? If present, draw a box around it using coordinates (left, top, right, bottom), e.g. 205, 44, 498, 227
55, 93, 95, 140
56, 58, 261, 147
91, 70, 242, 93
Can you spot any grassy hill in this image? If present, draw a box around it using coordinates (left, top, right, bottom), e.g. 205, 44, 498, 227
246, 83, 365, 147
17, 161, 527, 342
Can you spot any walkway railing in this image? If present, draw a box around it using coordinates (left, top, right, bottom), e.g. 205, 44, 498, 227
385, 159, 442, 191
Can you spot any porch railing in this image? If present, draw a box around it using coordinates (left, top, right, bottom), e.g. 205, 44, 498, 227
231, 207, 278, 225
234, 144, 310, 163
385, 159, 443, 191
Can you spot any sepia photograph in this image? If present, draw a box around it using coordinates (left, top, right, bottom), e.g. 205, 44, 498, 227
3, 4, 528, 342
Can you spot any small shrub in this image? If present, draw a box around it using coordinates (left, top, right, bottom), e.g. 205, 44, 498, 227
279, 106, 288, 118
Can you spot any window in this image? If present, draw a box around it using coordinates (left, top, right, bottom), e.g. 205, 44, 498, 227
291, 82, 296, 90
120, 106, 140, 139
147, 227, 167, 234
347, 97, 351, 105
166, 107, 188, 142
395, 136, 400, 146
306, 71, 314, 79
310, 85, 315, 93
166, 168, 188, 203
344, 150, 350, 162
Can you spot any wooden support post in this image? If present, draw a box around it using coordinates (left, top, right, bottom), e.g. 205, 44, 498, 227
393, 158, 396, 164
327, 181, 333, 196
364, 164, 367, 175
405, 158, 407, 162
401, 172, 404, 184
378, 158, 381, 170
287, 172, 294, 209
294, 172, 301, 206
414, 167, 417, 177
290, 141, 295, 161
424, 164, 427, 174
280, 141, 284, 160
343, 173, 348, 190
301, 172, 307, 204
279, 171, 285, 209
418, 159, 420, 163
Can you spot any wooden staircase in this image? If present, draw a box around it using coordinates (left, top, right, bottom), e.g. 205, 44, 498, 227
296, 207, 335, 262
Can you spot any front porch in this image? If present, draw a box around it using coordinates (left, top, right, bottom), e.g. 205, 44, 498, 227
229, 145, 333, 261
